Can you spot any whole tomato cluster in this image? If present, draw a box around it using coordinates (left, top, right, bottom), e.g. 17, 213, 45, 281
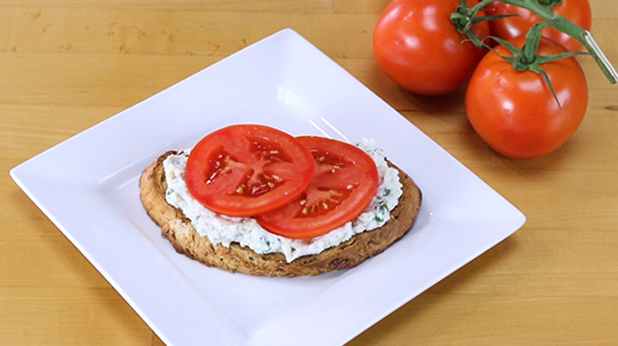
373, 0, 592, 159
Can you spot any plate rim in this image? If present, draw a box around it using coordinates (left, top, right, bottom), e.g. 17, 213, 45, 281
10, 28, 526, 346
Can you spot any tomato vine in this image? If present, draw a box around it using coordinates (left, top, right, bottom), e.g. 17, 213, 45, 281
457, 0, 615, 159
454, 0, 617, 85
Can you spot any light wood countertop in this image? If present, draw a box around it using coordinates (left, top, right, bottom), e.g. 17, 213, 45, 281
2, 1, 617, 345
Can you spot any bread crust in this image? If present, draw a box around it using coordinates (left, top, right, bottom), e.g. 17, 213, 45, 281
139, 151, 422, 277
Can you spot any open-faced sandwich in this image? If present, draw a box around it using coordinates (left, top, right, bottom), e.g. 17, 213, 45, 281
139, 124, 421, 277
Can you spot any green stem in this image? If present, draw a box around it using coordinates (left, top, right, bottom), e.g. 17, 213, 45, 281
466, 0, 617, 84
517, 22, 545, 69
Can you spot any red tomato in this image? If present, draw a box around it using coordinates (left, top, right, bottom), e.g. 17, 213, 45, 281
485, 0, 591, 51
373, 0, 490, 95
256, 136, 379, 239
185, 125, 315, 217
465, 37, 588, 159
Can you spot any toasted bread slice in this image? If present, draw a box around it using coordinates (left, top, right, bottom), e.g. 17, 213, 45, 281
139, 151, 422, 277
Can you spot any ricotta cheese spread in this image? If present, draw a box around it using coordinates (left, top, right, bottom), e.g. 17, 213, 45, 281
163, 138, 403, 262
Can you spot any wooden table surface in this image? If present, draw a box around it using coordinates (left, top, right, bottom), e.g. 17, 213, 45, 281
2, 1, 617, 345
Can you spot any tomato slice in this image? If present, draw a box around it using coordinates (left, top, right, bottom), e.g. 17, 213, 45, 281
255, 136, 379, 239
184, 125, 315, 217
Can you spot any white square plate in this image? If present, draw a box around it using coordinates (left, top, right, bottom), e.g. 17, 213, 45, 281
11, 29, 525, 346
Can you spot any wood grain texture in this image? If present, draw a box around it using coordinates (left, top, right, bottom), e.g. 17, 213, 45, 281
2, 0, 617, 345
